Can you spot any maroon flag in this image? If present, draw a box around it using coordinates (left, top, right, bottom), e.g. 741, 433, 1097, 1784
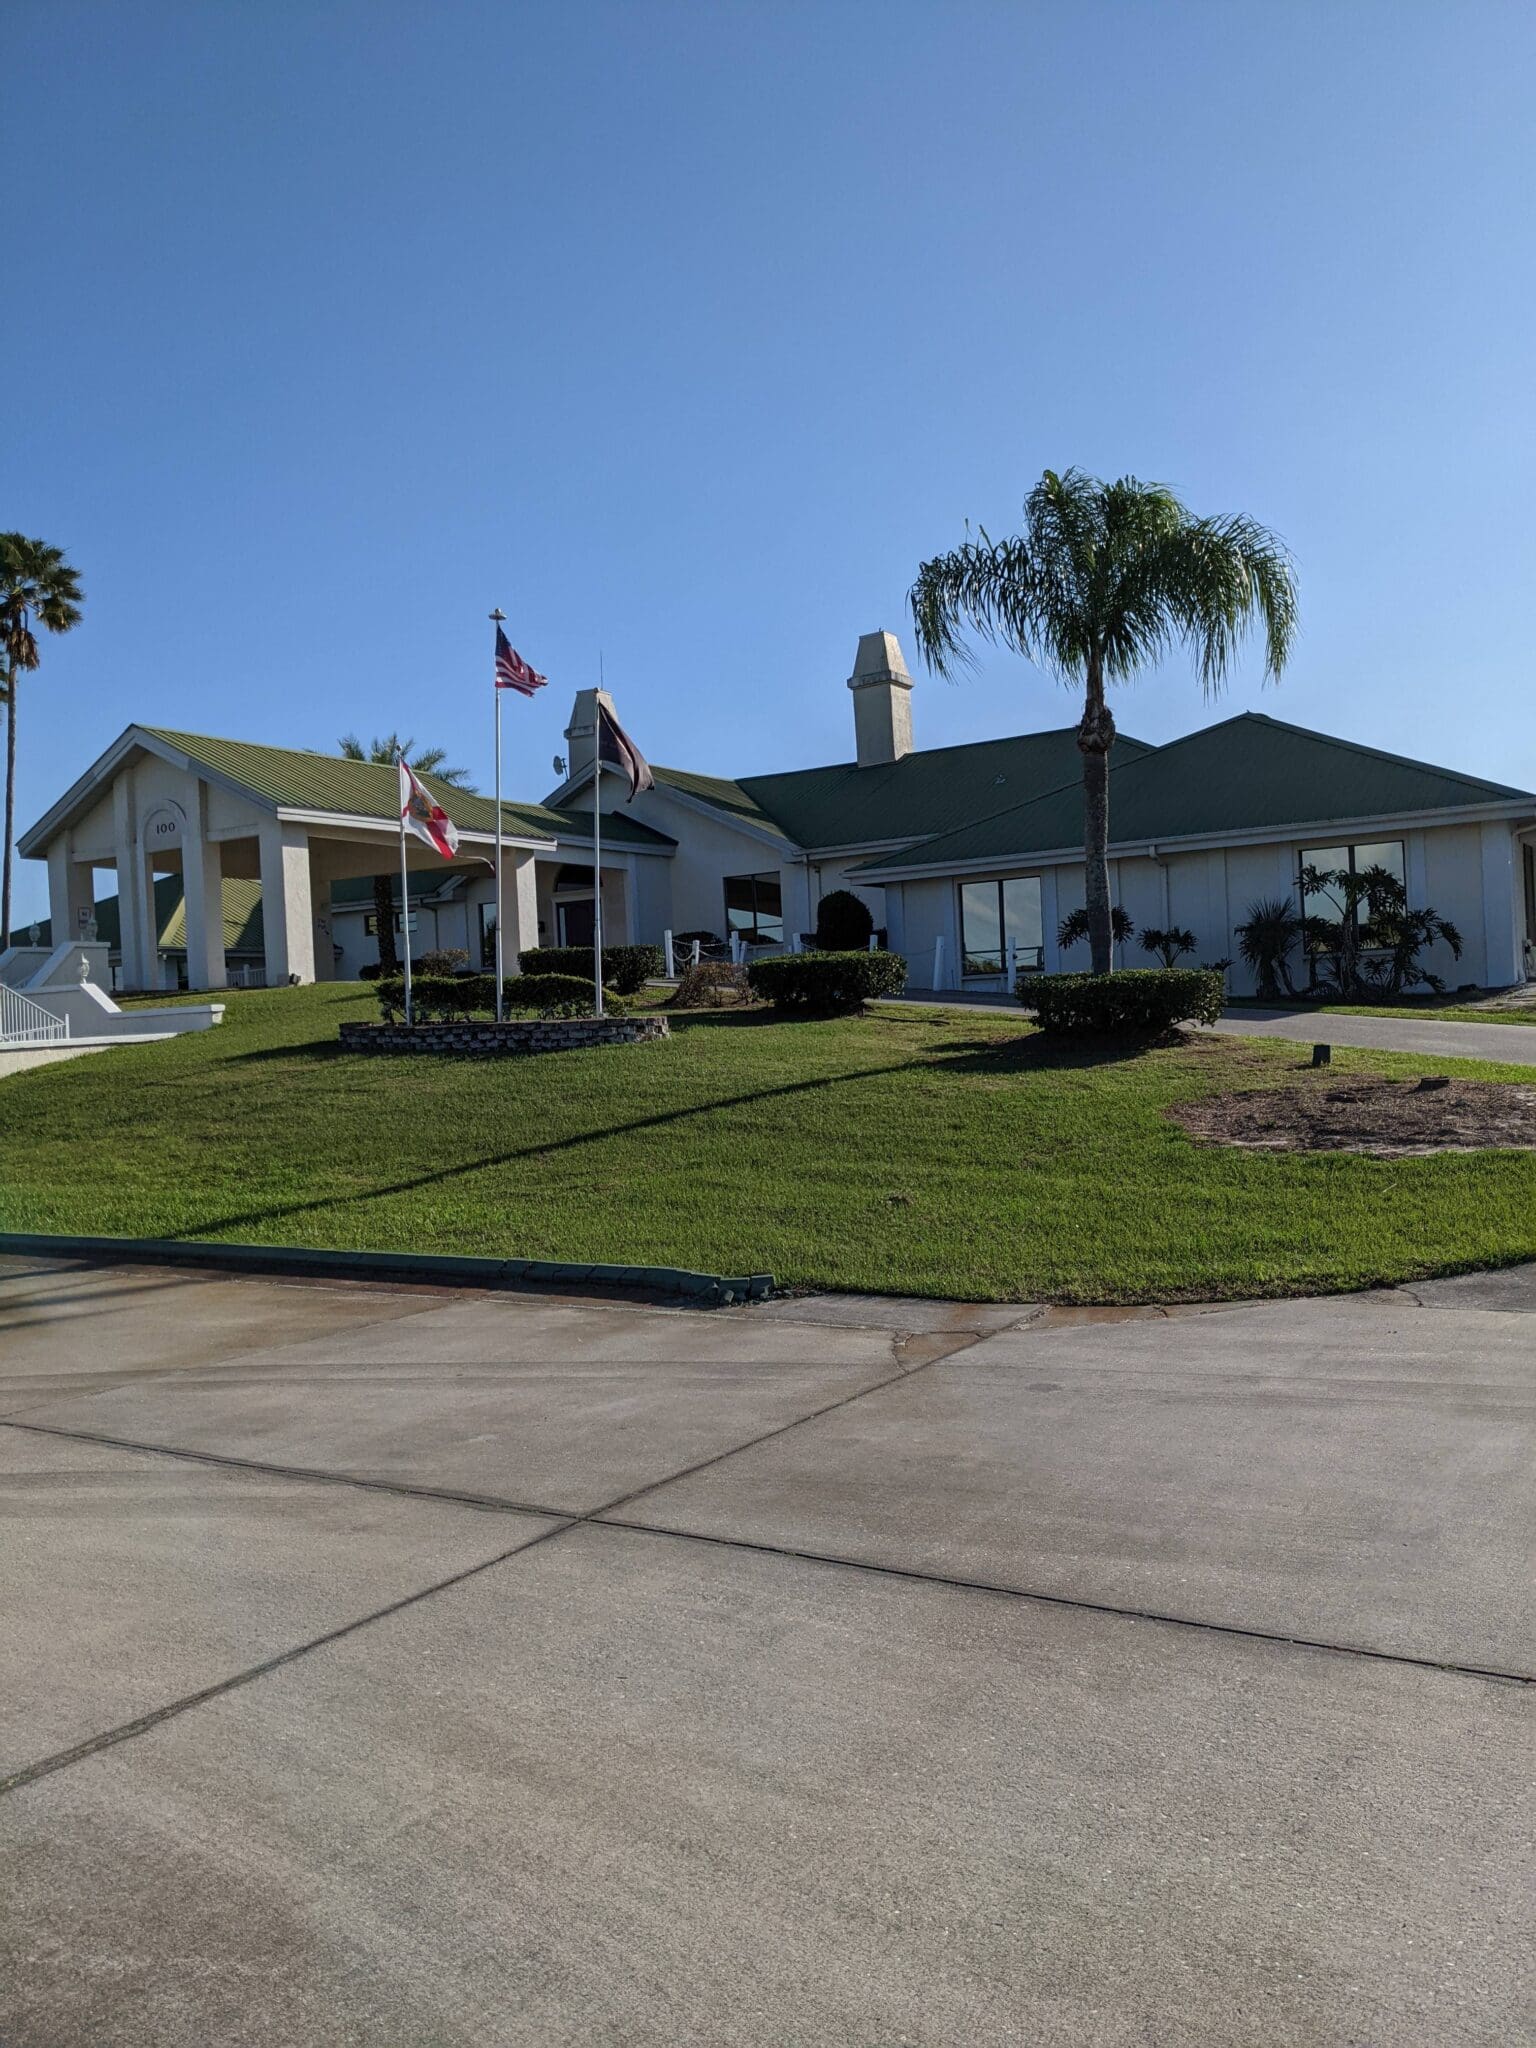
597, 701, 654, 801
494, 625, 547, 696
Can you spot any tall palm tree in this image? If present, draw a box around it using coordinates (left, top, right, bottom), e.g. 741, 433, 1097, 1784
909, 470, 1297, 975
338, 733, 475, 974
0, 535, 83, 946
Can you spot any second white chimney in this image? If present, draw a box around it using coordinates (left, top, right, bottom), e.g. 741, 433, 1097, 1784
847, 630, 915, 768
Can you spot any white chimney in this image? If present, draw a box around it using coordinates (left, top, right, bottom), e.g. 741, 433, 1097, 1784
847, 630, 914, 768
563, 686, 617, 783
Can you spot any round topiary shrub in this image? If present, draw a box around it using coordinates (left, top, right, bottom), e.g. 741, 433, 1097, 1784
814, 890, 875, 951
1022, 967, 1226, 1038
747, 950, 908, 1014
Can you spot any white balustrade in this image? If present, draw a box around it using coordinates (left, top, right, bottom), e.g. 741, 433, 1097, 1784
0, 984, 70, 1046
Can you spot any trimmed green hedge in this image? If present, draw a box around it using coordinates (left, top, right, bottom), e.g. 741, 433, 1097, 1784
746, 950, 908, 1013
517, 945, 664, 995
374, 973, 617, 1020
1021, 967, 1226, 1037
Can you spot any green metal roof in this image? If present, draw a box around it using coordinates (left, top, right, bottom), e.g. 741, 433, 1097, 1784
854, 713, 1536, 874
137, 728, 672, 848
34, 876, 266, 955
651, 765, 796, 843
657, 728, 1153, 853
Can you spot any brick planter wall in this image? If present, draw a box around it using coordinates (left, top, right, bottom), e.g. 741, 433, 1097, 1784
340, 1016, 671, 1057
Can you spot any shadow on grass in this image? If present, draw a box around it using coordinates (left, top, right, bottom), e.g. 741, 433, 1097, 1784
165, 1025, 1172, 1243
929, 1033, 1169, 1076
220, 1038, 355, 1067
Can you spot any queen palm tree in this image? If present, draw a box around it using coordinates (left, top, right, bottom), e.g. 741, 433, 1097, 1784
0, 535, 83, 946
338, 733, 475, 974
909, 470, 1297, 975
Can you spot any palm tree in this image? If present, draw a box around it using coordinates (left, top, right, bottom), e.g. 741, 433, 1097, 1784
0, 535, 83, 946
909, 470, 1297, 974
338, 733, 475, 974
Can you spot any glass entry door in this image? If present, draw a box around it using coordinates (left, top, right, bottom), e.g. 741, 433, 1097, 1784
557, 897, 596, 947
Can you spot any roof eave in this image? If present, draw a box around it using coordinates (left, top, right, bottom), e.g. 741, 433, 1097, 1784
859, 796, 1536, 881
19, 725, 287, 857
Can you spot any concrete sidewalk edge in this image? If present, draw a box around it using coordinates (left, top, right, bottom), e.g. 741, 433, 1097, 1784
0, 1232, 776, 1309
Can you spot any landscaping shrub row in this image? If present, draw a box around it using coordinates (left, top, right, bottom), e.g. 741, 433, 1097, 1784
746, 950, 908, 1013
517, 945, 664, 995
1021, 967, 1226, 1037
374, 973, 619, 1020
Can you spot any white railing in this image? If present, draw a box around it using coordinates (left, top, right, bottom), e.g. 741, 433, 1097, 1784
0, 984, 70, 1046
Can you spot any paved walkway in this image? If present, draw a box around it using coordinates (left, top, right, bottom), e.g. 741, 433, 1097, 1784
892, 988, 1536, 1064
1202, 1003, 1536, 1064
2, 1253, 1531, 2045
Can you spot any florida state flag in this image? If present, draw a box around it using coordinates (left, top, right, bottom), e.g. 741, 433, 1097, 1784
398, 758, 460, 861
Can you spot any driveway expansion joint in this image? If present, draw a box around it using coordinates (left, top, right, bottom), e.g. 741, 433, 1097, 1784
0, 1518, 577, 1799
589, 1516, 1536, 1691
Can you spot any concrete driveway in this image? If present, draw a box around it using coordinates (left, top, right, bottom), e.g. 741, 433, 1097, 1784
1205, 1005, 1536, 1064
2, 1255, 1531, 2046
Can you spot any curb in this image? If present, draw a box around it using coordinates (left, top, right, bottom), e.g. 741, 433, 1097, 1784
0, 1233, 775, 1309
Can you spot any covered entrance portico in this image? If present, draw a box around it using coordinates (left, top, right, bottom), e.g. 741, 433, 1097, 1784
17, 725, 679, 993
17, 728, 551, 993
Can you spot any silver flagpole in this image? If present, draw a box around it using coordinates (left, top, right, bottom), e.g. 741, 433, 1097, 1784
398, 752, 413, 1026
490, 608, 506, 1022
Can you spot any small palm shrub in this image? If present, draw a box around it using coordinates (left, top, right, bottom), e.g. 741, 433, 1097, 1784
1297, 865, 1464, 998
1234, 897, 1303, 998
747, 950, 908, 1013
814, 890, 875, 950
1023, 967, 1225, 1038
1058, 905, 1135, 951
1138, 926, 1196, 969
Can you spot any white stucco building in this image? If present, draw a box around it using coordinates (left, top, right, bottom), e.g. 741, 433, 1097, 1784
12, 630, 1536, 997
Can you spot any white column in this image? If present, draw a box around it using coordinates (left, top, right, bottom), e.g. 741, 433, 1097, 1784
1039, 869, 1061, 972
1480, 822, 1521, 989
616, 855, 637, 943
46, 837, 96, 945
259, 820, 316, 985
111, 777, 150, 989
503, 850, 540, 971
180, 795, 226, 990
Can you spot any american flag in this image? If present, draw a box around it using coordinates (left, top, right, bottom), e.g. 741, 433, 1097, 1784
495, 625, 547, 696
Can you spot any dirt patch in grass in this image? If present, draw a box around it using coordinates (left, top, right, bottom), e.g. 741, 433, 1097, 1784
1170, 1076, 1536, 1156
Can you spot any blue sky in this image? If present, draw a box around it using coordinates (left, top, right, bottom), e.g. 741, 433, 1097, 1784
7, 0, 1534, 921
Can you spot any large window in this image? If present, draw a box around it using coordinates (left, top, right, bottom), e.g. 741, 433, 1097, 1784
364, 910, 418, 936
724, 872, 783, 945
1299, 840, 1405, 924
960, 875, 1043, 977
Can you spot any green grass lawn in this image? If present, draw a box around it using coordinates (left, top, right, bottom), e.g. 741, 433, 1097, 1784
3, 982, 1534, 1303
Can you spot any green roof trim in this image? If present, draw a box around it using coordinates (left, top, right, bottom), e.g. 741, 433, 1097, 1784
853, 713, 1536, 874
138, 728, 673, 850
658, 728, 1154, 854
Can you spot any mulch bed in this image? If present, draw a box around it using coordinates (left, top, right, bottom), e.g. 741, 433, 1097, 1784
1169, 1076, 1536, 1156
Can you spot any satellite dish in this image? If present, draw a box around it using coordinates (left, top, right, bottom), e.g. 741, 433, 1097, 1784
552, 754, 567, 776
